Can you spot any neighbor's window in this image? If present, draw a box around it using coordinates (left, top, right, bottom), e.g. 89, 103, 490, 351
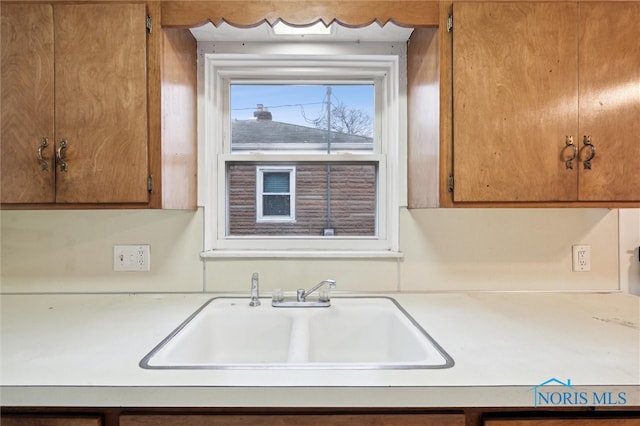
256, 166, 295, 222
203, 55, 403, 256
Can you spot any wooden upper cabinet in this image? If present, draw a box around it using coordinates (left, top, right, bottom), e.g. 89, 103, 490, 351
1, 3, 149, 205
1, 4, 56, 203
451, 2, 640, 204
578, 2, 640, 202
452, 2, 579, 203
54, 4, 149, 204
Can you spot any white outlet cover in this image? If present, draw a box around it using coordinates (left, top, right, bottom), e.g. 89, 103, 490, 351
572, 245, 591, 272
114, 245, 150, 272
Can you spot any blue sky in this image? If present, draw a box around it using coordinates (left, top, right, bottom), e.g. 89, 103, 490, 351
230, 84, 374, 128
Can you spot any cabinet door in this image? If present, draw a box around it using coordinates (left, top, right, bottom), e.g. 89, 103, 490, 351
578, 2, 640, 202
452, 3, 579, 202
1, 4, 55, 203
1, 416, 102, 426
485, 418, 640, 425
121, 414, 465, 426
54, 4, 149, 203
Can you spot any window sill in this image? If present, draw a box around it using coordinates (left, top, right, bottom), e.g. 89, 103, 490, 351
200, 250, 403, 259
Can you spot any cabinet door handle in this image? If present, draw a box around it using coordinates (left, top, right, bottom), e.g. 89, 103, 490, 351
582, 135, 596, 169
564, 136, 577, 169
56, 139, 68, 172
36, 137, 49, 170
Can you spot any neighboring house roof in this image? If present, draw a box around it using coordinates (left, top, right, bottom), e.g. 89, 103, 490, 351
231, 119, 373, 152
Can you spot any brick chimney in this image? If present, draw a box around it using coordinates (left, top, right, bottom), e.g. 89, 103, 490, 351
253, 104, 272, 120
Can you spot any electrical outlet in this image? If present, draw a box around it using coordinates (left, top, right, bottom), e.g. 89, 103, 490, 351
114, 245, 150, 272
572, 245, 591, 272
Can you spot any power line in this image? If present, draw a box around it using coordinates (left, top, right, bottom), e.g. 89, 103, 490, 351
232, 101, 327, 126
231, 101, 324, 111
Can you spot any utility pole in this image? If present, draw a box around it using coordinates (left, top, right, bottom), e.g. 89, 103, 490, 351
326, 86, 332, 154
324, 86, 334, 236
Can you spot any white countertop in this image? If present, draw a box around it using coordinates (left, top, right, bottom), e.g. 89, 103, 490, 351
1, 292, 638, 407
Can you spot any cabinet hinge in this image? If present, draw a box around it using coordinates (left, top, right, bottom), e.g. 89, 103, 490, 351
146, 15, 152, 33
147, 176, 154, 193
448, 174, 454, 193
447, 14, 453, 32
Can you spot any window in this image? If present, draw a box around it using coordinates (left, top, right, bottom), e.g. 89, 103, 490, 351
201, 53, 405, 257
257, 166, 295, 222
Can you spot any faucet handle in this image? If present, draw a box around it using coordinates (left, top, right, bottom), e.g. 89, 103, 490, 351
272, 288, 284, 303
296, 288, 306, 302
297, 279, 336, 302
319, 286, 331, 302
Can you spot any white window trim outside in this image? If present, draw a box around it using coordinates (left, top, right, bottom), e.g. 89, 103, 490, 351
200, 51, 406, 258
256, 165, 296, 223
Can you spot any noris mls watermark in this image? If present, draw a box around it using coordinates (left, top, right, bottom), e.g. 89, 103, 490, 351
530, 378, 628, 407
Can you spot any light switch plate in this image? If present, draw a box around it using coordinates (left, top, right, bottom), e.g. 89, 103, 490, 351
114, 245, 150, 272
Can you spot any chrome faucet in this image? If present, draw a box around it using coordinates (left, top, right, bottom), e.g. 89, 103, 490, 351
249, 272, 260, 306
297, 279, 336, 302
272, 279, 336, 307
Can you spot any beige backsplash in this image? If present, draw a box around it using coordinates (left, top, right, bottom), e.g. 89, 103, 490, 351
0, 207, 620, 293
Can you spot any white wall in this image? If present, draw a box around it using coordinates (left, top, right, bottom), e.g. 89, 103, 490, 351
0, 209, 203, 293
0, 207, 620, 294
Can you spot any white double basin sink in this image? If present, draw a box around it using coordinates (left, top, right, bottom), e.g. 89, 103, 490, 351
140, 297, 453, 369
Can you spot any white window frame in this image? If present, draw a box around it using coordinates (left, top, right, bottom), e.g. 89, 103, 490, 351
256, 165, 296, 223
200, 52, 405, 258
